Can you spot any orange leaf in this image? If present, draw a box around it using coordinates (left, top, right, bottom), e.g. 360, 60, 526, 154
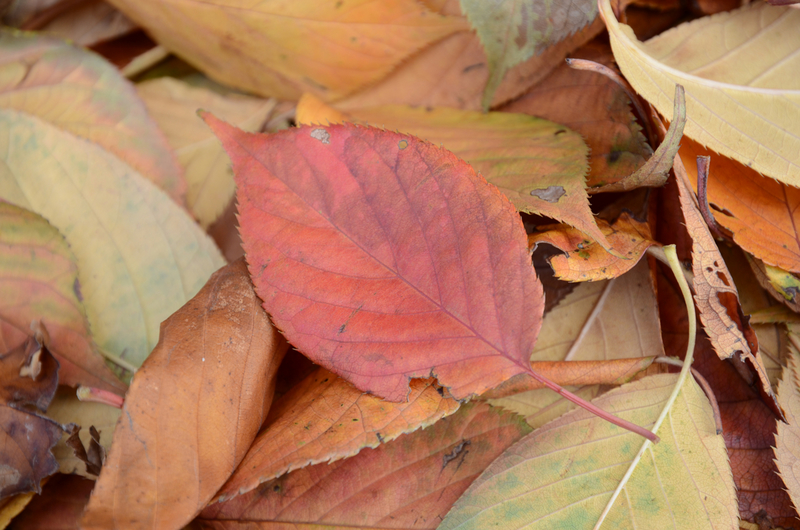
0, 336, 62, 499
0, 32, 185, 204
0, 202, 124, 393
681, 137, 800, 274
205, 118, 544, 402
501, 39, 651, 188
216, 368, 460, 502
80, 259, 287, 529
198, 402, 530, 529
529, 212, 655, 282
297, 94, 610, 250
674, 155, 776, 403
104, 0, 467, 101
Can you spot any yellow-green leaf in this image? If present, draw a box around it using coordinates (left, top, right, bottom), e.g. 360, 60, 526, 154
601, 0, 800, 185
0, 31, 186, 204
105, 0, 468, 101
0, 108, 225, 368
441, 374, 737, 529
137, 77, 277, 227
460, 0, 598, 110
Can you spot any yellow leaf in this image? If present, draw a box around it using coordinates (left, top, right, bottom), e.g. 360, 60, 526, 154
774, 338, 800, 512
600, 1, 800, 185
441, 374, 737, 529
0, 108, 225, 368
105, 0, 469, 101
137, 78, 277, 227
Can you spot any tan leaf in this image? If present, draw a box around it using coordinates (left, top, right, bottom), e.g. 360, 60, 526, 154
80, 259, 288, 529
775, 339, 800, 513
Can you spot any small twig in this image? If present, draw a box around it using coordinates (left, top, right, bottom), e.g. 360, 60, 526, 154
566, 58, 655, 146
695, 156, 726, 240
654, 357, 723, 434
646, 245, 695, 286
77, 386, 124, 408
121, 46, 170, 79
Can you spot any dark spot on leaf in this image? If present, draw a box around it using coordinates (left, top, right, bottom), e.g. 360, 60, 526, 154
398, 139, 408, 150
462, 63, 484, 74
608, 151, 622, 163
73, 278, 83, 302
554, 129, 567, 136
376, 432, 384, 443
514, 4, 529, 48
530, 186, 566, 203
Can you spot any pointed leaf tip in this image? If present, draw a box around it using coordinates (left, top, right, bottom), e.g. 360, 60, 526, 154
210, 121, 546, 402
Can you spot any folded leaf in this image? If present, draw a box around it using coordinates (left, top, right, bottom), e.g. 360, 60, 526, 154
0, 31, 185, 204
105, 0, 468, 101
0, 336, 63, 499
137, 78, 277, 227
0, 202, 123, 392
0, 108, 225, 368
297, 95, 610, 249
530, 212, 655, 282
199, 403, 531, 528
440, 374, 737, 529
460, 0, 598, 109
216, 368, 459, 502
681, 137, 800, 274
81, 259, 288, 530
601, 0, 800, 185
205, 117, 545, 402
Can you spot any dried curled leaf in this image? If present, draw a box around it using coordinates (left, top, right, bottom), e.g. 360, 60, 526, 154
81, 260, 287, 530
205, 117, 545, 402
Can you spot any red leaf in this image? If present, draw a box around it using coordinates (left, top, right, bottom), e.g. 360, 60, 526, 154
204, 118, 545, 402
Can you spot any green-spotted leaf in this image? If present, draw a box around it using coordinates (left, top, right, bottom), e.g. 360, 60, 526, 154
0, 108, 225, 368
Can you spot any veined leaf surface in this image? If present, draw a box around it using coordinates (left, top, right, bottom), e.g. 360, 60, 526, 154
205, 117, 545, 402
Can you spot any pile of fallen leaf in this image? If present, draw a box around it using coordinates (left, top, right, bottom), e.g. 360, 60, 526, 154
0, 0, 798, 528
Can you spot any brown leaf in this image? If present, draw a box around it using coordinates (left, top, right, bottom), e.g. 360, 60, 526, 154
8, 474, 94, 530
775, 341, 800, 515
198, 403, 531, 529
675, 154, 776, 404
216, 368, 460, 502
530, 212, 655, 282
80, 259, 288, 530
337, 1, 605, 111
501, 38, 652, 188
0, 336, 63, 499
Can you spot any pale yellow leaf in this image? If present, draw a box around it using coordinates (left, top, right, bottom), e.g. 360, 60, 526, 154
105, 0, 469, 101
601, 1, 800, 185
137, 77, 277, 227
0, 108, 225, 368
441, 374, 738, 529
775, 339, 800, 513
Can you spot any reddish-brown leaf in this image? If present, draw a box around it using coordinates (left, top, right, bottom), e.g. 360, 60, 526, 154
216, 368, 460, 502
529, 212, 655, 282
80, 259, 287, 530
0, 201, 124, 393
8, 474, 93, 530
674, 155, 776, 403
204, 117, 545, 402
0, 336, 63, 499
197, 402, 531, 529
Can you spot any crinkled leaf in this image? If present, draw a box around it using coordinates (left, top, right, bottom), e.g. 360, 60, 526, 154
137, 77, 277, 227
297, 95, 610, 249
440, 374, 737, 529
601, 0, 800, 184
217, 368, 459, 502
0, 31, 185, 203
0, 108, 225, 368
0, 202, 123, 392
460, 0, 598, 110
205, 118, 545, 402
80, 260, 287, 530
199, 403, 531, 529
501, 39, 651, 188
530, 212, 655, 282
0, 337, 63, 499
105, 0, 467, 100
